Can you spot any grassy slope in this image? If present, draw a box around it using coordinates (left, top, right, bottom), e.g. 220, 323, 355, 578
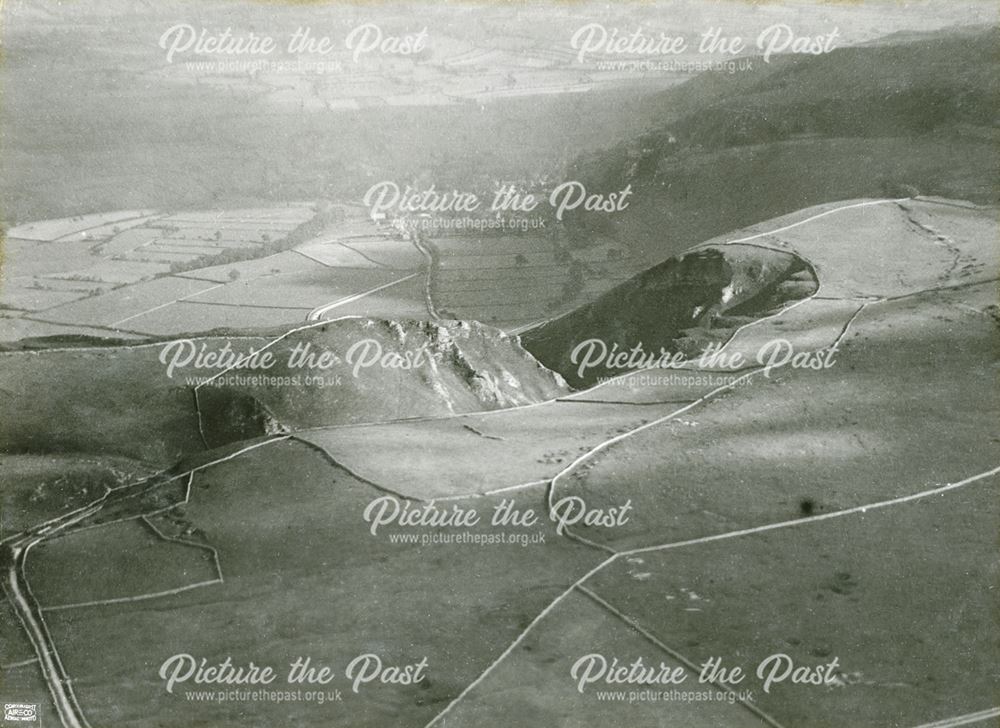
15, 197, 999, 726
35, 440, 603, 728
0, 319, 566, 466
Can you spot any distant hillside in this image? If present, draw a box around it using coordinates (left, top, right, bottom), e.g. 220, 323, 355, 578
666, 27, 997, 148
560, 27, 999, 266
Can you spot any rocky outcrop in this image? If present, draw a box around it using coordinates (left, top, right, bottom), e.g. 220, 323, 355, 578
0, 318, 568, 466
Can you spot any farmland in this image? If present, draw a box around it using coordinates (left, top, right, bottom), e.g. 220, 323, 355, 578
2, 7, 998, 728
4, 194, 996, 727
1, 205, 318, 339
2, 201, 652, 341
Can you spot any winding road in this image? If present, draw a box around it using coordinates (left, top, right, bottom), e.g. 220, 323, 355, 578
3, 509, 101, 728
1, 439, 285, 728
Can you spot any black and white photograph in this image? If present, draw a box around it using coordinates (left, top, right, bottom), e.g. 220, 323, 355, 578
0, 1, 997, 726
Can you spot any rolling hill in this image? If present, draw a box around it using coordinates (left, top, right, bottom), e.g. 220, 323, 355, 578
7, 194, 995, 728
557, 27, 999, 268
0, 318, 567, 467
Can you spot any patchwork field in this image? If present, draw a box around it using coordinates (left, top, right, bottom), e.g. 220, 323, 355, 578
1, 204, 319, 339
431, 234, 637, 329
3, 203, 654, 340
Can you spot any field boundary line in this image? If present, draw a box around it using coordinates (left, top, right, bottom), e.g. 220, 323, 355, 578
422, 554, 617, 728
623, 464, 1000, 558
421, 463, 1000, 728
577, 584, 787, 728
39, 579, 222, 613
110, 283, 226, 328
1, 437, 288, 548
908, 707, 1000, 728
1, 657, 40, 670
702, 198, 908, 249
306, 272, 419, 321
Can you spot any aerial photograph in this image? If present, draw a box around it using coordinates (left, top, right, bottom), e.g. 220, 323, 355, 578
0, 1, 997, 726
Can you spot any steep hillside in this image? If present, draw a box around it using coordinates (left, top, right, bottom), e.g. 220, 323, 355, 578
0, 318, 566, 466
522, 244, 816, 387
